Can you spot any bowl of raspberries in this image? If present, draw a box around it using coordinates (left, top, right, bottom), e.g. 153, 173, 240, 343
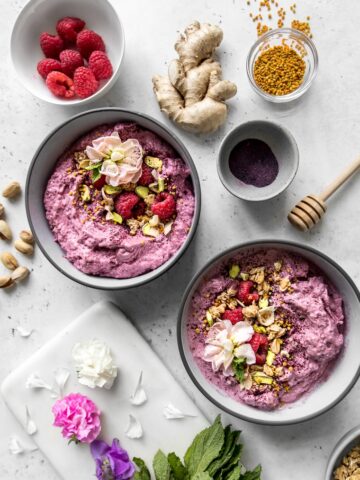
11, 0, 124, 104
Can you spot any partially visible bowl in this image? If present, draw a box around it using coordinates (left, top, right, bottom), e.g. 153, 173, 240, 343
217, 120, 299, 201
325, 426, 360, 480
177, 240, 360, 425
26, 108, 201, 290
247, 28, 318, 103
11, 0, 125, 105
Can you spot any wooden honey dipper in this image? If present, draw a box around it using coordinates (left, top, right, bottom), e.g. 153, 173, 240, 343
288, 156, 360, 231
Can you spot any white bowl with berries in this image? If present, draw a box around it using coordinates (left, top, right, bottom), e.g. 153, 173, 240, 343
11, 0, 124, 105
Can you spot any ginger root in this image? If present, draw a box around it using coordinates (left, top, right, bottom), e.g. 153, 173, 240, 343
152, 21, 237, 134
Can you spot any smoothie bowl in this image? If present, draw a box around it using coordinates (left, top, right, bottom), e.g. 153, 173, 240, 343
178, 241, 360, 425
26, 108, 200, 289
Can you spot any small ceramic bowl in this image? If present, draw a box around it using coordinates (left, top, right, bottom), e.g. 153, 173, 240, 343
325, 426, 360, 480
11, 0, 125, 106
217, 120, 299, 201
177, 240, 360, 426
26, 108, 201, 290
247, 28, 318, 103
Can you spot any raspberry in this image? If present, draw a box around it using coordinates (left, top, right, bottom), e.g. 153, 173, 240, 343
114, 192, 139, 220
37, 59, 62, 79
138, 164, 154, 186
60, 49, 84, 77
89, 51, 113, 80
40, 32, 64, 58
237, 280, 259, 305
45, 71, 75, 99
93, 175, 106, 190
221, 308, 244, 325
151, 192, 176, 221
73, 67, 99, 98
56, 17, 86, 43
250, 333, 268, 365
76, 30, 105, 59
132, 201, 146, 218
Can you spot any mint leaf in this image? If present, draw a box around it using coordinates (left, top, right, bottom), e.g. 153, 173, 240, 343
168, 452, 188, 480
207, 429, 241, 478
184, 415, 224, 477
217, 444, 243, 480
91, 168, 102, 183
192, 473, 212, 480
225, 465, 242, 480
240, 466, 262, 480
153, 450, 171, 480
133, 457, 151, 480
232, 358, 246, 383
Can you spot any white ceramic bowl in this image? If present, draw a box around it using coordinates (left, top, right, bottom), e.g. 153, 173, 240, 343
11, 0, 125, 105
25, 108, 201, 290
325, 425, 360, 480
178, 240, 360, 425
217, 121, 299, 202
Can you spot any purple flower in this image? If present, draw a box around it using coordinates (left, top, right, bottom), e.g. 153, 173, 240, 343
91, 438, 135, 480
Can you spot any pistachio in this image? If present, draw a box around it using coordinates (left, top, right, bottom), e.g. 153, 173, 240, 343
253, 324, 267, 334
1, 252, 19, 270
2, 181, 21, 199
78, 158, 90, 169
149, 215, 160, 227
135, 186, 150, 199
258, 297, 268, 309
79, 185, 91, 202
104, 185, 122, 195
11, 266, 30, 282
240, 272, 249, 281
144, 156, 162, 170
229, 264, 240, 279
111, 212, 123, 224
142, 223, 161, 238
252, 372, 273, 385
0, 220, 12, 240
14, 239, 34, 255
0, 203, 4, 218
149, 178, 166, 193
206, 311, 213, 326
19, 229, 34, 245
270, 338, 281, 354
257, 306, 275, 326
266, 350, 276, 366
0, 275, 14, 289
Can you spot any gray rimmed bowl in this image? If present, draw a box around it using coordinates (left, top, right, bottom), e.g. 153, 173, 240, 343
217, 120, 299, 201
177, 240, 360, 425
325, 426, 360, 479
26, 108, 201, 290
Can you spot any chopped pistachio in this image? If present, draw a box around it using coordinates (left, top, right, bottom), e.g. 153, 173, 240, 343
112, 212, 123, 224
229, 264, 240, 279
85, 162, 103, 170
149, 178, 166, 193
79, 185, 91, 202
258, 297, 269, 309
145, 156, 163, 170
206, 311, 214, 326
135, 186, 150, 199
104, 185, 122, 195
266, 350, 276, 366
252, 372, 273, 385
240, 272, 249, 281
142, 223, 161, 237
253, 325, 266, 334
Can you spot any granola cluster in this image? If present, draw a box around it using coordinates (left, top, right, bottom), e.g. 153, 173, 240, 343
334, 445, 360, 480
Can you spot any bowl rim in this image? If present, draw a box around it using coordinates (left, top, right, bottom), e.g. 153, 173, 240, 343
246, 27, 319, 103
177, 239, 360, 425
217, 120, 299, 202
325, 425, 360, 479
25, 107, 201, 290
10, 0, 125, 106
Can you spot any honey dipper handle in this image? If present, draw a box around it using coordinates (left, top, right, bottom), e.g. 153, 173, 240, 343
319, 156, 360, 202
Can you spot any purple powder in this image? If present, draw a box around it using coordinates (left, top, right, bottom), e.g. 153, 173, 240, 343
228, 138, 279, 188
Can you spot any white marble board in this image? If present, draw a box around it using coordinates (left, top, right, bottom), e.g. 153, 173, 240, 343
1, 301, 209, 480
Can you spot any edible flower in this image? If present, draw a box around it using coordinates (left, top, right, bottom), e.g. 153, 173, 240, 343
91, 438, 135, 480
52, 393, 101, 444
85, 131, 143, 186
202, 320, 255, 376
72, 339, 118, 390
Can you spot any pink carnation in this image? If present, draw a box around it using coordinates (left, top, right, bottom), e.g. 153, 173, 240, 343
52, 393, 101, 443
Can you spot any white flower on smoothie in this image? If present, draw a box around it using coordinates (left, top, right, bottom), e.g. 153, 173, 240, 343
85, 131, 143, 186
202, 320, 255, 376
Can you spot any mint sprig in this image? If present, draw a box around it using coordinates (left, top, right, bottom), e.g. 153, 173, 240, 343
232, 358, 247, 384
133, 416, 261, 480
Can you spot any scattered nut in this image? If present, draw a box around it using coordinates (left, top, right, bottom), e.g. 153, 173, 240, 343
0, 251, 19, 270
14, 239, 34, 255
270, 338, 281, 354
2, 181, 21, 199
11, 266, 30, 282
0, 220, 12, 240
279, 277, 291, 291
242, 304, 259, 319
0, 275, 14, 289
19, 229, 34, 244
263, 364, 274, 377
0, 203, 4, 218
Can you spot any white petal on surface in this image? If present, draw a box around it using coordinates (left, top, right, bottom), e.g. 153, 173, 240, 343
163, 403, 197, 420
125, 414, 143, 439
231, 322, 254, 345
130, 372, 147, 406
25, 406, 37, 435
25, 373, 53, 391
53, 368, 70, 397
16, 326, 33, 337
234, 344, 256, 365
9, 436, 24, 455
